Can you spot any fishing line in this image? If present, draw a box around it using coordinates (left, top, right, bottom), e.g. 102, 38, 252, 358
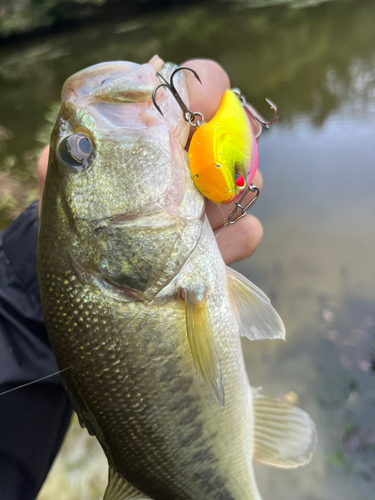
217, 204, 226, 224
0, 367, 70, 397
207, 225, 226, 247
208, 204, 227, 243
180, 222, 228, 279
178, 200, 234, 278
198, 204, 228, 255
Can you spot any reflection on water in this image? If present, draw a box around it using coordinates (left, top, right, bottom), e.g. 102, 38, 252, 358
237, 116, 375, 499
1, 0, 374, 498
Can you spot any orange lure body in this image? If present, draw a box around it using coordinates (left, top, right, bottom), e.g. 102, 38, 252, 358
188, 89, 258, 205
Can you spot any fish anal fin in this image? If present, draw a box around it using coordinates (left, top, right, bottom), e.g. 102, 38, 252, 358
252, 388, 316, 469
104, 466, 152, 500
184, 288, 225, 407
227, 266, 285, 341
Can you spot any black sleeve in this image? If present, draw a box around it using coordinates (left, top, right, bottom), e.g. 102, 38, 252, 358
0, 202, 72, 500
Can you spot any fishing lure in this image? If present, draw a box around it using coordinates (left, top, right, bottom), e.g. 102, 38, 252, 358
152, 67, 277, 225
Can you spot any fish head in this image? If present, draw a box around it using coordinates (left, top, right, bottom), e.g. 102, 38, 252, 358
46, 60, 193, 223
41, 60, 204, 297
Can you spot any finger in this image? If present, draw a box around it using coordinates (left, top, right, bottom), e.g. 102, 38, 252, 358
148, 55, 164, 72
206, 169, 263, 230
181, 59, 230, 145
37, 145, 49, 216
215, 215, 263, 265
181, 58, 261, 144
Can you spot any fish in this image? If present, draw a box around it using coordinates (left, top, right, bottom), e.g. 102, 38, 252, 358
188, 89, 258, 205
37, 56, 316, 500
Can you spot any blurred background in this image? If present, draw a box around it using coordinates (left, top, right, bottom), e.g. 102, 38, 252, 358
0, 0, 374, 498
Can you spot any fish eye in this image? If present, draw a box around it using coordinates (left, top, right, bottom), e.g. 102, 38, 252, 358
58, 133, 94, 171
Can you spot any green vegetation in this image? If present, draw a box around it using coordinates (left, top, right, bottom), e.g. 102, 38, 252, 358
0, 102, 59, 228
344, 423, 357, 438
326, 450, 349, 470
0, 0, 108, 37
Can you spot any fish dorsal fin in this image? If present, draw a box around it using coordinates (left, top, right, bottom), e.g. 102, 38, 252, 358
184, 289, 225, 407
252, 388, 316, 468
227, 266, 285, 341
104, 466, 151, 500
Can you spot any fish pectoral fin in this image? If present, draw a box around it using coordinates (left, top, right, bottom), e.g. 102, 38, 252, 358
104, 466, 152, 500
227, 266, 285, 341
184, 288, 225, 407
252, 388, 316, 468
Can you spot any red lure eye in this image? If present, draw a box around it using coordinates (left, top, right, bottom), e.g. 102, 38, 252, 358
235, 174, 245, 187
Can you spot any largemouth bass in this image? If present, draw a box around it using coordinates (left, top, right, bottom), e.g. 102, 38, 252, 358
37, 58, 315, 500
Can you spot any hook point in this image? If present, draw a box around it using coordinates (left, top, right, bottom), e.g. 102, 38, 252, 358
264, 98, 278, 126
153, 66, 203, 122
176, 66, 202, 86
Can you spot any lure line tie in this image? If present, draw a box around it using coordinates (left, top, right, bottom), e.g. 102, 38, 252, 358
225, 184, 260, 226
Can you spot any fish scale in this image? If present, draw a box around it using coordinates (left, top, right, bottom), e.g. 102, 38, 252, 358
40, 212, 259, 499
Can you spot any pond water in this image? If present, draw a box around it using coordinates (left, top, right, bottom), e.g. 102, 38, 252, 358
1, 0, 375, 498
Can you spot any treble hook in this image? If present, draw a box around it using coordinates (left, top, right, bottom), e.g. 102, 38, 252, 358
152, 66, 203, 124
232, 88, 278, 131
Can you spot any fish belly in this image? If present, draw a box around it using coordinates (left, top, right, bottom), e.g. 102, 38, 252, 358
40, 278, 259, 499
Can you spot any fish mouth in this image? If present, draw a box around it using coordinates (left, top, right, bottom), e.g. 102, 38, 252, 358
62, 61, 158, 104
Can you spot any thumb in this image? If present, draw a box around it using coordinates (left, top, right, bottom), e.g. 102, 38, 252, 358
181, 59, 230, 146
37, 145, 49, 217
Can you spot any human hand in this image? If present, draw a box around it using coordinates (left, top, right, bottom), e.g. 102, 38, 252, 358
37, 58, 263, 266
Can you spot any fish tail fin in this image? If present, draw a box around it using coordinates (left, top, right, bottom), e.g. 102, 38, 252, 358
103, 466, 152, 500
252, 388, 316, 468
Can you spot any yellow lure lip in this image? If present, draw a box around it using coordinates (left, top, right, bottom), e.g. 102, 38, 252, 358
188, 89, 258, 205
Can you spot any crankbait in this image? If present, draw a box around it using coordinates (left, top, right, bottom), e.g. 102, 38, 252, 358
152, 67, 277, 225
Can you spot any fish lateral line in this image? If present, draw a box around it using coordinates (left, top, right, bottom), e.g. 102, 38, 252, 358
0, 367, 70, 397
